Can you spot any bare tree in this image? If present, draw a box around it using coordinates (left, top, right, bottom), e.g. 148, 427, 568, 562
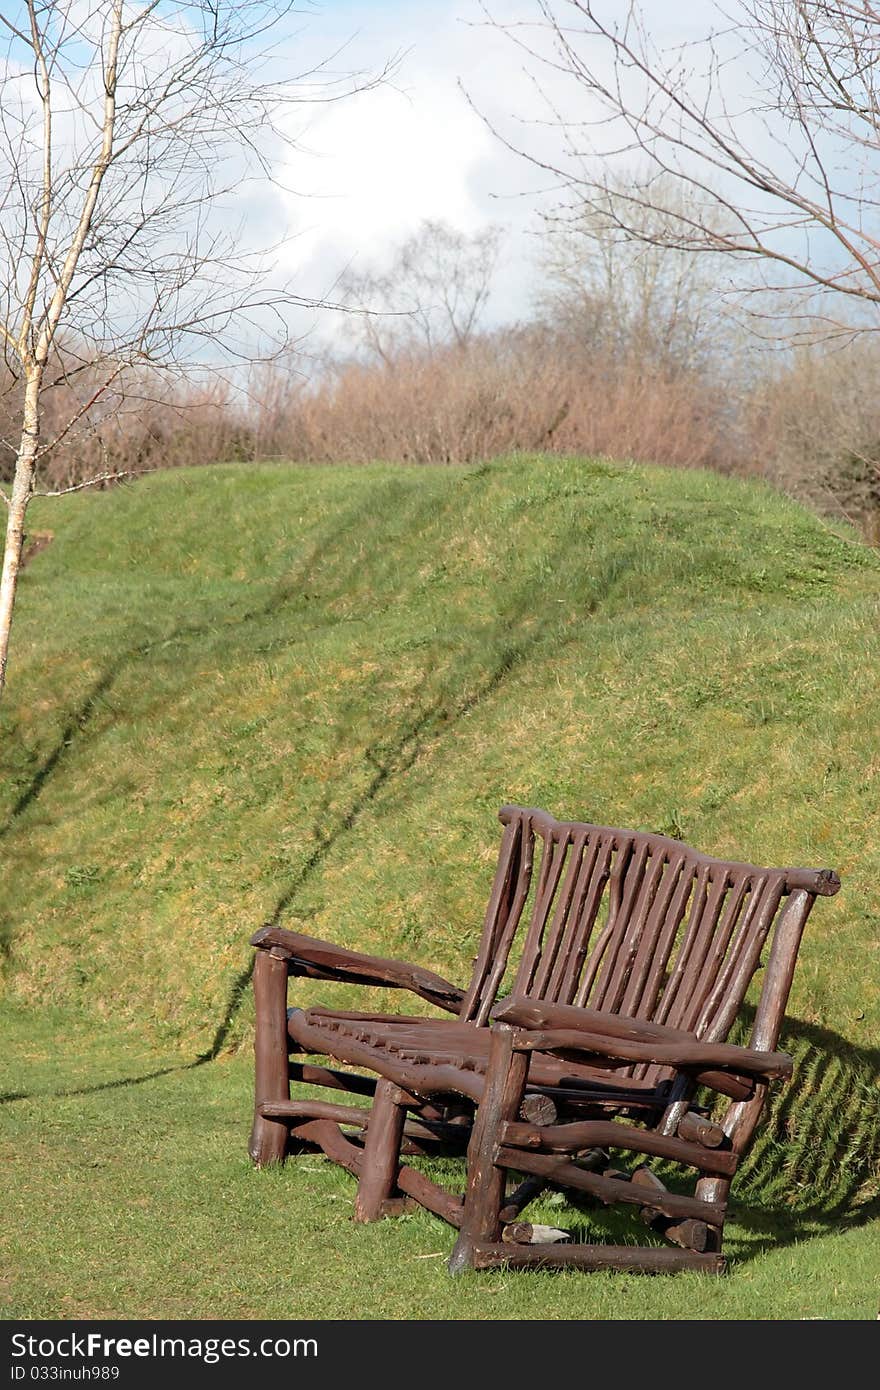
536, 174, 738, 373
338, 219, 502, 365
0, 0, 388, 697
481, 2, 880, 340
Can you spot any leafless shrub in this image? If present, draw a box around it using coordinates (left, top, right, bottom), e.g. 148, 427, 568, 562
263, 326, 736, 472
745, 343, 880, 537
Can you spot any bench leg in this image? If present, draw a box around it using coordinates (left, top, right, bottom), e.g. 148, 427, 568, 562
249, 949, 291, 1166
694, 1174, 731, 1255
354, 1078, 408, 1222
449, 1025, 528, 1274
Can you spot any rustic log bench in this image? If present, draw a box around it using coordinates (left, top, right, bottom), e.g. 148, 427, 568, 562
250, 804, 839, 1274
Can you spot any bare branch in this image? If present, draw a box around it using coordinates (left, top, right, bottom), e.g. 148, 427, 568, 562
480, 0, 880, 340
32, 467, 152, 498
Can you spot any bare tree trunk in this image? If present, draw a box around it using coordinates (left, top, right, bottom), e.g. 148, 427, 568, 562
0, 371, 41, 697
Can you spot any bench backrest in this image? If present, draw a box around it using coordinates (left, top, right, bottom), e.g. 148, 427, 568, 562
458, 806, 838, 1053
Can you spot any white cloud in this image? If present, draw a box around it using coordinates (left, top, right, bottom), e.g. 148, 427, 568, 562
280, 75, 496, 274
273, 1, 559, 330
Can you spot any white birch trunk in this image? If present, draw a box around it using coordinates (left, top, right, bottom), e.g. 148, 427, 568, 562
0, 371, 42, 696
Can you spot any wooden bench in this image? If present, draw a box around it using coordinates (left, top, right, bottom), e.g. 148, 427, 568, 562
250, 804, 839, 1273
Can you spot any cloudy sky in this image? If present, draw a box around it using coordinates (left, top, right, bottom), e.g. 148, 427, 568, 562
265, 0, 793, 348
271, 0, 568, 335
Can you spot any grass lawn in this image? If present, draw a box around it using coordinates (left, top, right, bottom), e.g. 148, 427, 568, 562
1, 456, 878, 1319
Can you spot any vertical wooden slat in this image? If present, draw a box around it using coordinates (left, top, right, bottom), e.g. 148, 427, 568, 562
679, 872, 750, 1035
691, 873, 767, 1038
545, 833, 600, 1001
654, 863, 712, 1027
701, 874, 786, 1042
572, 835, 635, 1008
661, 870, 731, 1032
595, 843, 664, 1014
631, 860, 696, 1023
458, 816, 522, 1023
531, 830, 588, 997
554, 834, 613, 1005
620, 851, 686, 1018
471, 820, 537, 1025
512, 829, 572, 995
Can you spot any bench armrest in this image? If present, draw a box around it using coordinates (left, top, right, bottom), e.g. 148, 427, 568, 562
493, 996, 711, 1046
251, 925, 464, 1014
506, 1026, 792, 1081
492, 996, 792, 1098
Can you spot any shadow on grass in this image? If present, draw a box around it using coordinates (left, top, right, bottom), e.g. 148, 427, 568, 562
0, 1062, 201, 1105
0, 490, 391, 849
199, 631, 535, 1060
722, 1011, 880, 1259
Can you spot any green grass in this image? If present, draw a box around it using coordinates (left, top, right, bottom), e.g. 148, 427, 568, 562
1, 455, 878, 1319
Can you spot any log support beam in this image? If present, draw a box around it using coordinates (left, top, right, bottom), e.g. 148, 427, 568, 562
249, 949, 291, 1167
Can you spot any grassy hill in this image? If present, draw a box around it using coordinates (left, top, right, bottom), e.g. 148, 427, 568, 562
1, 456, 878, 1319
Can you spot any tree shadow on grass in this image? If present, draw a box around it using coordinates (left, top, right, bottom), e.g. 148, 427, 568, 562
2, 597, 542, 1093
0, 491, 391, 850
199, 629, 536, 1061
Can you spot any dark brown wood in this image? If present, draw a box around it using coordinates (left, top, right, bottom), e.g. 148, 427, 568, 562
296, 1118, 464, 1227
500, 1119, 738, 1176
620, 852, 687, 1019
261, 1096, 470, 1154
677, 1111, 726, 1148
288, 1061, 377, 1097
448, 1025, 529, 1274
469, 821, 536, 1027
501, 1021, 792, 1079
295, 1119, 364, 1179
459, 817, 527, 1025
498, 805, 839, 898
393, 1168, 464, 1227
354, 1079, 408, 1223
662, 1218, 710, 1252
249, 949, 291, 1166
508, 1030, 779, 1098
252, 925, 464, 1013
287, 1005, 671, 1098
492, 1147, 727, 1226
499, 1175, 547, 1223
289, 1059, 453, 1126
250, 802, 836, 1279
694, 888, 815, 1236
519, 1093, 557, 1126
260, 1098, 369, 1126
494, 994, 712, 1045
630, 1163, 668, 1220
470, 1241, 725, 1274
287, 1008, 485, 1104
